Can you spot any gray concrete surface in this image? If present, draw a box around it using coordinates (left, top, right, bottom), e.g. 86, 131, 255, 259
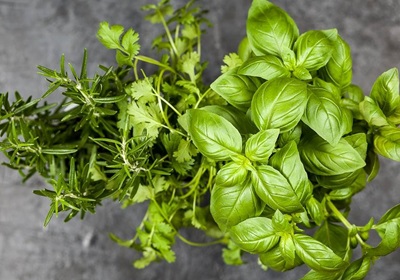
0, 0, 400, 279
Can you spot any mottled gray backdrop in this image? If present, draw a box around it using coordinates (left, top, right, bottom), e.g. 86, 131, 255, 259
1, 0, 400, 279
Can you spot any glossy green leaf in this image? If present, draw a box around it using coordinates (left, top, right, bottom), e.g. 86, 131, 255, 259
317, 169, 364, 190
370, 68, 399, 116
277, 124, 302, 147
259, 244, 303, 272
247, 0, 299, 57
253, 164, 304, 212
269, 141, 312, 204
342, 257, 372, 280
279, 234, 297, 267
237, 37, 252, 62
314, 222, 348, 258
201, 105, 257, 134
373, 126, 400, 161
365, 150, 380, 182
306, 197, 324, 226
359, 96, 389, 127
328, 171, 366, 200
376, 203, 400, 235
294, 234, 346, 272
215, 161, 249, 187
301, 86, 345, 145
294, 29, 337, 72
299, 134, 365, 176
188, 109, 242, 161
319, 35, 352, 89
237, 55, 290, 80
251, 78, 308, 132
229, 217, 280, 254
366, 220, 400, 257
210, 69, 258, 112
210, 177, 264, 232
344, 133, 368, 159
301, 269, 343, 280
245, 129, 280, 163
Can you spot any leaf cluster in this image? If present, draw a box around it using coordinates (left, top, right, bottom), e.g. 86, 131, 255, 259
187, 0, 400, 278
1, 0, 400, 278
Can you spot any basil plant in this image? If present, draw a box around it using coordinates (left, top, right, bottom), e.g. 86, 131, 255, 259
187, 0, 400, 278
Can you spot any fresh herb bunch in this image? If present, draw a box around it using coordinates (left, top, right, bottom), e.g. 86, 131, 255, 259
1, 0, 400, 278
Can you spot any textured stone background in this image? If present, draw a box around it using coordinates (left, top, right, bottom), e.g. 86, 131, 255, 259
0, 0, 400, 279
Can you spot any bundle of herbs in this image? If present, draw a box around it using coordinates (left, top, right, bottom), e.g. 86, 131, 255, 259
1, 0, 400, 278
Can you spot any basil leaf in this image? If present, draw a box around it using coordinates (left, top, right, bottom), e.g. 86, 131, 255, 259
370, 68, 399, 116
201, 105, 257, 134
229, 217, 280, 254
314, 222, 348, 258
329, 171, 367, 200
366, 221, 400, 257
344, 84, 364, 103
299, 134, 365, 176
294, 29, 337, 72
210, 69, 258, 112
237, 55, 291, 80
259, 244, 303, 272
342, 257, 372, 280
247, 0, 299, 57
301, 270, 343, 280
251, 78, 308, 132
187, 109, 242, 161
237, 37, 252, 62
376, 203, 400, 235
344, 133, 368, 159
278, 123, 302, 147
270, 141, 312, 205
306, 197, 324, 226
319, 35, 352, 89
317, 169, 364, 190
302, 86, 345, 145
359, 96, 389, 127
253, 164, 304, 213
294, 234, 347, 272
365, 150, 380, 182
293, 66, 312, 81
373, 126, 400, 161
245, 129, 280, 163
210, 177, 264, 232
215, 161, 249, 187
279, 234, 297, 267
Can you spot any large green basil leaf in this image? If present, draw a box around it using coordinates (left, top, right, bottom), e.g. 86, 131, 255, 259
210, 69, 258, 112
252, 164, 304, 212
201, 105, 257, 134
294, 29, 337, 72
373, 126, 400, 161
370, 68, 399, 116
237, 55, 290, 80
210, 177, 264, 232
245, 129, 280, 163
269, 141, 312, 204
299, 134, 365, 176
215, 161, 249, 187
187, 109, 242, 161
359, 96, 389, 127
259, 244, 303, 272
319, 35, 352, 89
314, 222, 348, 259
301, 86, 345, 145
251, 78, 308, 132
294, 234, 347, 272
247, 0, 299, 57
229, 217, 280, 254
